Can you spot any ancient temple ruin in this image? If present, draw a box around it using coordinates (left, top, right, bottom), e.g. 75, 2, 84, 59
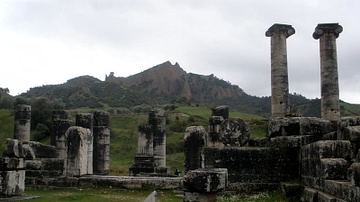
1, 22, 360, 202
180, 22, 360, 202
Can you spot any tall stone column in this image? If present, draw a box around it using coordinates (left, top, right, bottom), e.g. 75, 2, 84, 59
266, 24, 295, 118
93, 111, 110, 175
313, 23, 343, 121
13, 98, 31, 141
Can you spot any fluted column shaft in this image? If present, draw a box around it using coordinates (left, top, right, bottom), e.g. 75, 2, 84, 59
313, 23, 343, 121
266, 24, 295, 118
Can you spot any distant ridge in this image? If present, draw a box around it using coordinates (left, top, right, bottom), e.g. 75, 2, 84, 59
105, 61, 245, 102
16, 61, 360, 117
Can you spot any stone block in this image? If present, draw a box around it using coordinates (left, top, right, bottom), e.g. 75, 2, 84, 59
280, 182, 303, 198
22, 144, 35, 160
183, 168, 228, 193
301, 187, 318, 202
93, 111, 110, 127
270, 135, 314, 147
317, 191, 337, 202
211, 105, 229, 119
349, 162, 360, 186
1, 170, 25, 196
320, 158, 348, 180
0, 157, 24, 170
324, 180, 360, 202
268, 117, 336, 138
301, 140, 352, 160
248, 138, 270, 147
4, 139, 24, 158
220, 118, 249, 147
205, 147, 299, 183
27, 141, 58, 158
25, 160, 42, 170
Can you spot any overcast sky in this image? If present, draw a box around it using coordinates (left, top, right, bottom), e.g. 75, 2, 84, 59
1, 0, 360, 103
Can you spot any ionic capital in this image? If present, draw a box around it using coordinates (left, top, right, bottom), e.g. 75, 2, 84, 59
313, 23, 343, 39
265, 23, 295, 38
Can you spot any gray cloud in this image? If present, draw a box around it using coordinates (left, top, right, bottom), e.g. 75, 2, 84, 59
1, 0, 360, 103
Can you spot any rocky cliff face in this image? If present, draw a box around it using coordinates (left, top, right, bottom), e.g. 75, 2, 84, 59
105, 61, 244, 102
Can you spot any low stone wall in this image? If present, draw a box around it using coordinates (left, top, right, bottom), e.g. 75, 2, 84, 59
26, 175, 182, 190
204, 147, 299, 191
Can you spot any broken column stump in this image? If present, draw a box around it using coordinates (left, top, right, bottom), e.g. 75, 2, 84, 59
184, 126, 206, 173
183, 168, 228, 202
0, 139, 25, 196
65, 126, 92, 177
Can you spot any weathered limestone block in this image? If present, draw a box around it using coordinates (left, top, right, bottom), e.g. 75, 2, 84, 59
13, 97, 31, 141
248, 137, 270, 147
340, 125, 360, 159
75, 113, 93, 130
320, 158, 348, 180
184, 126, 206, 173
280, 183, 303, 198
25, 160, 42, 170
204, 147, 299, 184
1, 170, 25, 196
270, 135, 314, 148
183, 168, 228, 202
208, 116, 225, 147
324, 180, 360, 202
211, 105, 229, 119
93, 111, 110, 127
26, 141, 59, 158
301, 187, 318, 202
0, 157, 24, 170
268, 117, 336, 138
349, 163, 360, 186
65, 126, 92, 177
300, 140, 352, 189
4, 139, 24, 158
22, 144, 35, 160
220, 118, 249, 147
183, 168, 228, 193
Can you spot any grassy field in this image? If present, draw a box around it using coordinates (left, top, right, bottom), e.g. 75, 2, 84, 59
24, 187, 294, 202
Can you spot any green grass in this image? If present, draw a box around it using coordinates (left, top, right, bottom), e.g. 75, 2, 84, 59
25, 187, 181, 202
24, 187, 295, 202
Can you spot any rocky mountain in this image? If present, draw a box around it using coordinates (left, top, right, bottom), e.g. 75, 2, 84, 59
105, 61, 244, 102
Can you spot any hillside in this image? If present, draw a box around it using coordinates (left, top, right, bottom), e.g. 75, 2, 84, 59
14, 61, 360, 118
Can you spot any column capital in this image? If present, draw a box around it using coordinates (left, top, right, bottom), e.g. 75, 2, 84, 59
313, 23, 343, 39
265, 23, 295, 38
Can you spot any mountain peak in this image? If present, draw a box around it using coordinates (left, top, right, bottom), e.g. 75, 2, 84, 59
105, 61, 244, 102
